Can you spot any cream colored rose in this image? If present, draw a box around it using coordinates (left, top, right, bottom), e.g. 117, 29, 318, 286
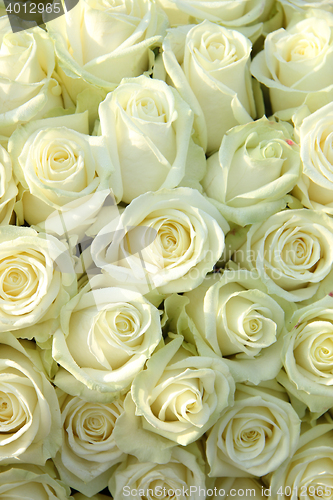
0, 333, 61, 465
279, 0, 333, 25
212, 477, 265, 499
9, 112, 121, 226
277, 296, 333, 414
0, 463, 72, 500
54, 393, 125, 496
113, 335, 235, 460
202, 117, 301, 226
162, 20, 256, 154
167, 269, 288, 384
251, 10, 333, 118
0, 226, 76, 338
99, 75, 205, 203
183, 274, 284, 357
292, 102, 333, 215
156, 0, 278, 42
91, 187, 229, 296
268, 421, 333, 499
0, 18, 63, 139
52, 283, 162, 402
233, 209, 333, 302
109, 445, 206, 500
0, 145, 17, 225
45, 0, 167, 102
206, 382, 301, 477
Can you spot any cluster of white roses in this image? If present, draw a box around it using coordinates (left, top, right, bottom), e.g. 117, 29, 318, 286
1, 0, 333, 498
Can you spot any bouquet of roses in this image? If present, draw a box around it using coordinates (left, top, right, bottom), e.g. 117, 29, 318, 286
0, 0, 333, 498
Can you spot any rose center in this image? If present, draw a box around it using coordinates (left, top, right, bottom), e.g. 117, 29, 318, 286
241, 428, 260, 443
0, 391, 27, 432
46, 145, 79, 173
243, 317, 262, 335
160, 230, 177, 251
85, 415, 104, 431
287, 34, 323, 62
157, 222, 191, 261
108, 310, 142, 343
233, 424, 267, 453
0, 263, 37, 299
91, 306, 144, 367
288, 238, 309, 264
80, 412, 113, 442
127, 94, 167, 123
53, 151, 69, 163
70, 399, 124, 444
231, 413, 274, 453
282, 233, 317, 269
138, 98, 159, 117
204, 33, 238, 65
313, 337, 333, 368
4, 270, 25, 290
0, 397, 10, 418
208, 41, 230, 61
261, 141, 283, 159
151, 378, 205, 425
114, 315, 134, 334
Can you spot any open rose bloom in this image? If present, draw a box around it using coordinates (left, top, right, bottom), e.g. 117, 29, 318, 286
2, 1, 333, 498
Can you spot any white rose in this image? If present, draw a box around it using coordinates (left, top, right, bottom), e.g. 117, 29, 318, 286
292, 102, 333, 215
109, 445, 206, 500
202, 117, 301, 226
233, 209, 333, 302
91, 187, 229, 296
0, 18, 63, 139
9, 111, 122, 226
113, 335, 235, 461
52, 283, 162, 402
0, 333, 61, 465
268, 421, 333, 500
279, 0, 333, 25
0, 144, 17, 225
277, 295, 333, 414
163, 269, 290, 384
162, 20, 256, 154
0, 463, 72, 500
212, 477, 265, 499
251, 10, 333, 118
45, 0, 168, 102
99, 75, 205, 203
206, 382, 301, 477
54, 393, 125, 497
0, 226, 76, 338
156, 0, 278, 42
